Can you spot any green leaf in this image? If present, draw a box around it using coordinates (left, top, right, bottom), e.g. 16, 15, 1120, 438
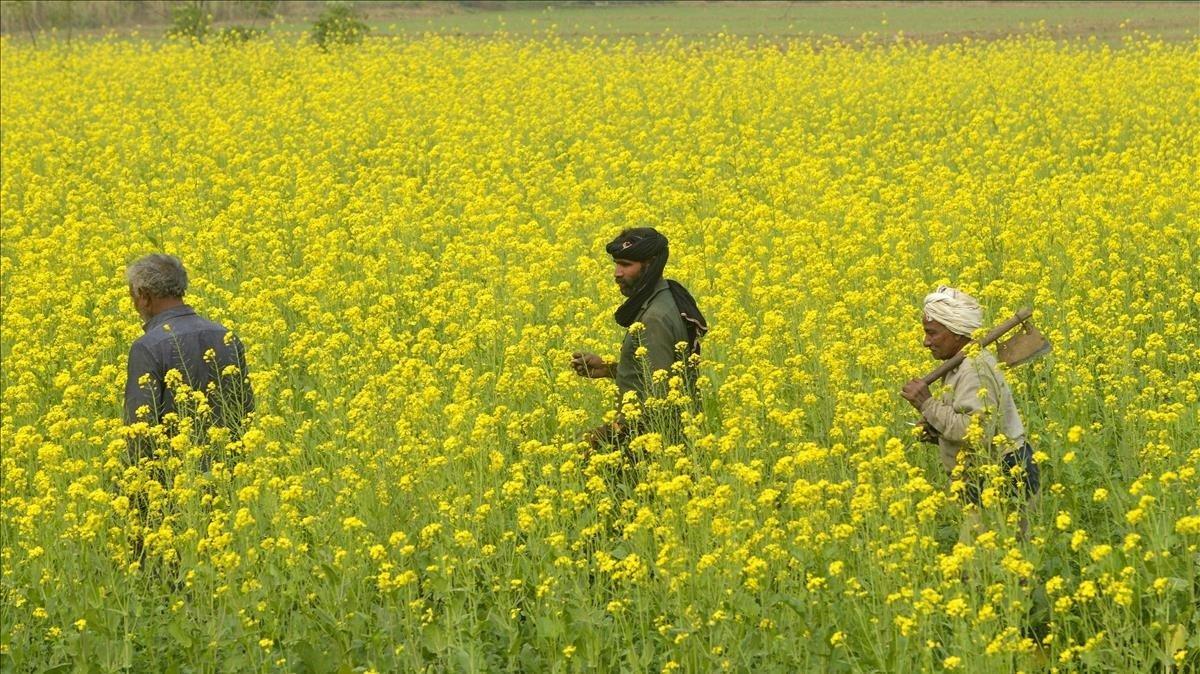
1166, 625, 1188, 657
502, 619, 524, 658
536, 616, 564, 641
167, 622, 193, 649
451, 646, 474, 671
423, 623, 447, 653
778, 595, 808, 617
321, 564, 339, 585
296, 641, 333, 674
221, 651, 249, 674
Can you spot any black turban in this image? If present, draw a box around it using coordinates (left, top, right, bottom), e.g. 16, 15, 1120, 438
606, 228, 708, 356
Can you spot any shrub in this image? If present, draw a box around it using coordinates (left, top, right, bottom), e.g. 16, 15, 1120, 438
311, 1, 368, 51
165, 2, 211, 41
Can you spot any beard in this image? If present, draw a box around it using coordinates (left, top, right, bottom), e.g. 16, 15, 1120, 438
617, 271, 643, 297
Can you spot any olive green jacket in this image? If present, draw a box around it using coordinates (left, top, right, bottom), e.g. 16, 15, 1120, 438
614, 279, 689, 402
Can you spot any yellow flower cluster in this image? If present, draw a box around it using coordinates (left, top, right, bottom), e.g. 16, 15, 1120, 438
1, 32, 1197, 672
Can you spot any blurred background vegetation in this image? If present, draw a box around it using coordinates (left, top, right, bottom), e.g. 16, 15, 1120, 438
1, 1, 1196, 44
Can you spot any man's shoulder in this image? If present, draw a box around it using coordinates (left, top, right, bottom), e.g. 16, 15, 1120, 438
189, 312, 232, 333
132, 326, 170, 351
138, 311, 231, 347
643, 285, 680, 315
641, 290, 683, 324
962, 350, 1000, 372
170, 309, 230, 332
956, 351, 1003, 388
129, 332, 158, 354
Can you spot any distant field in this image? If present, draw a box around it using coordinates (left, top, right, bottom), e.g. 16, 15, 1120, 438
2, 1, 1197, 44
353, 1, 1200, 44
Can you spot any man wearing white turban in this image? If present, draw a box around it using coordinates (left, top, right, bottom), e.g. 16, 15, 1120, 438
921, 285, 984, 339
901, 286, 1039, 511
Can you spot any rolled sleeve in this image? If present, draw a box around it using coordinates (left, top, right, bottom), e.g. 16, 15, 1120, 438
920, 366, 987, 443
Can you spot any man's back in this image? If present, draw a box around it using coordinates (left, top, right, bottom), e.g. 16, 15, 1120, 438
124, 305, 252, 429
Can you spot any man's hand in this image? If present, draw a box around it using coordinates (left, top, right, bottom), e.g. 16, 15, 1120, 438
582, 424, 608, 457
901, 378, 931, 410
916, 419, 941, 444
571, 352, 611, 378
583, 420, 628, 455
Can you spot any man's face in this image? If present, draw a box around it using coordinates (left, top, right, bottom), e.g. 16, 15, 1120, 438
130, 286, 152, 322
923, 317, 969, 360
613, 258, 647, 297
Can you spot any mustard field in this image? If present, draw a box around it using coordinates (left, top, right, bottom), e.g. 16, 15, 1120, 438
1, 34, 1198, 672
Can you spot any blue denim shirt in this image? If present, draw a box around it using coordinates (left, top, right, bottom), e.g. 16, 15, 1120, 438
124, 305, 253, 433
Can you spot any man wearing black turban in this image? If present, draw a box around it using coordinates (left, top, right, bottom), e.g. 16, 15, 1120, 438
571, 227, 707, 451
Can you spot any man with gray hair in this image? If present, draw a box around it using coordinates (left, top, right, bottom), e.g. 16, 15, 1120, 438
124, 253, 253, 463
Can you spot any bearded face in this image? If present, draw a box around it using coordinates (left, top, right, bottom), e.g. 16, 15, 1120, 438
613, 258, 648, 297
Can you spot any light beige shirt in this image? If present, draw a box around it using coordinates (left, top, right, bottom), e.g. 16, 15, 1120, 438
920, 350, 1026, 474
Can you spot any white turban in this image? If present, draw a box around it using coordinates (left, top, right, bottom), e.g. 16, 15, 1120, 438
923, 285, 983, 337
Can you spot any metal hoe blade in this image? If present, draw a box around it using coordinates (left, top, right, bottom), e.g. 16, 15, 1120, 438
997, 320, 1052, 367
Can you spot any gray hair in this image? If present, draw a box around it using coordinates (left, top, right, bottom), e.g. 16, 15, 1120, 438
126, 253, 188, 299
